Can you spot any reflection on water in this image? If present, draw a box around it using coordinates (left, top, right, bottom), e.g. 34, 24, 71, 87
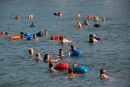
0, 0, 130, 87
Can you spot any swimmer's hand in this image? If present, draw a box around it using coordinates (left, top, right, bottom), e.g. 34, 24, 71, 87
56, 59, 60, 61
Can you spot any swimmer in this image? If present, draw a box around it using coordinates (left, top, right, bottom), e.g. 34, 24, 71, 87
60, 36, 72, 44
100, 69, 113, 80
49, 36, 55, 42
44, 54, 59, 63
28, 22, 35, 27
33, 34, 40, 40
68, 68, 77, 78
83, 20, 90, 25
5, 32, 10, 36
102, 18, 105, 21
44, 30, 49, 36
20, 32, 25, 39
28, 48, 34, 56
35, 53, 41, 61
57, 49, 65, 58
49, 62, 57, 72
70, 45, 77, 51
89, 34, 98, 43
15, 15, 20, 20
94, 15, 99, 19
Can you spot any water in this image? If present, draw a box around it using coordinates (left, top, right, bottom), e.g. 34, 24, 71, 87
0, 0, 130, 87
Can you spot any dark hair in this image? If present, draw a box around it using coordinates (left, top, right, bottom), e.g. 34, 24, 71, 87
20, 32, 24, 35
68, 68, 73, 74
5, 32, 8, 35
51, 36, 54, 40
59, 36, 63, 41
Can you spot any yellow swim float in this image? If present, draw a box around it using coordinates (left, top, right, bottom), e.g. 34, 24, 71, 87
28, 15, 34, 19
76, 14, 80, 19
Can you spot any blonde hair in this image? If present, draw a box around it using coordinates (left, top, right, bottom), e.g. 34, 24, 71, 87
29, 48, 34, 50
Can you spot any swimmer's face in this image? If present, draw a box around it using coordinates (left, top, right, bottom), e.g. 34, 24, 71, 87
60, 50, 64, 54
29, 49, 34, 55
47, 54, 50, 59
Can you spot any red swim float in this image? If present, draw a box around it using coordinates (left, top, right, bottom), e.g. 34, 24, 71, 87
87, 14, 93, 19
0, 32, 3, 36
54, 35, 61, 40
54, 62, 69, 69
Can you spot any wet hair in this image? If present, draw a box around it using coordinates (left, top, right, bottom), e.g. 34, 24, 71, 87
59, 49, 63, 53
5, 32, 8, 35
68, 68, 73, 74
20, 32, 24, 35
49, 62, 54, 68
51, 36, 54, 40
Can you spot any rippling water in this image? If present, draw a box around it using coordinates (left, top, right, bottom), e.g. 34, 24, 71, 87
0, 0, 130, 87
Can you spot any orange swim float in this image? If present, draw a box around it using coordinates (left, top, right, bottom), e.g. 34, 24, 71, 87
87, 14, 93, 19
54, 62, 69, 69
0, 32, 3, 36
54, 35, 61, 40
77, 23, 82, 28
10, 35, 20, 40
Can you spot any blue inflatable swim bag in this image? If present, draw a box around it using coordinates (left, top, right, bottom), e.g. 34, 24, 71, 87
73, 66, 88, 73
70, 50, 83, 56
36, 31, 43, 37
27, 36, 33, 40
24, 32, 30, 36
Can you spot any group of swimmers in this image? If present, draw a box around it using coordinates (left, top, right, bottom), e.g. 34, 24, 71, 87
76, 15, 105, 28
1, 14, 112, 80
28, 43, 113, 79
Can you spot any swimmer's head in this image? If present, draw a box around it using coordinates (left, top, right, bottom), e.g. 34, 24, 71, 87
71, 45, 76, 50
59, 49, 64, 53
102, 18, 105, 21
5, 32, 9, 35
73, 63, 78, 67
33, 34, 37, 39
100, 69, 107, 75
59, 36, 64, 41
28, 48, 34, 55
44, 54, 50, 61
45, 30, 48, 34
36, 53, 40, 57
51, 36, 54, 40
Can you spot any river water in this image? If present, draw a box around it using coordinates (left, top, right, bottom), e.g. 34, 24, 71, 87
0, 0, 130, 87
